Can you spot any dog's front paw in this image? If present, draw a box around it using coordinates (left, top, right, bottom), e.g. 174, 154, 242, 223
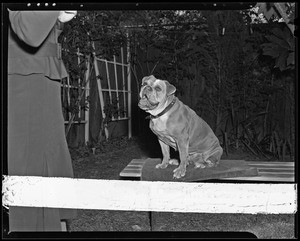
155, 163, 169, 169
173, 166, 186, 179
169, 159, 179, 165
194, 162, 206, 169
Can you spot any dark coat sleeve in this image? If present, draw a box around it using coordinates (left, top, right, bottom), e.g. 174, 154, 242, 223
9, 10, 60, 47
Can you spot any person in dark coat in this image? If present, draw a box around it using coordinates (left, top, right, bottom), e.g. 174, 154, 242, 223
8, 10, 77, 231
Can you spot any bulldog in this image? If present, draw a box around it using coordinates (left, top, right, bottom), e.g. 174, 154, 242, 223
138, 75, 223, 179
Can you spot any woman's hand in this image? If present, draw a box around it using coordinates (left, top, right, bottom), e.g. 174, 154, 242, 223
58, 11, 77, 23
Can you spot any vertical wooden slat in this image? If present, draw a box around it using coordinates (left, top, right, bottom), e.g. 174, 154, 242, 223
127, 33, 132, 138
84, 56, 90, 143
113, 55, 120, 120
66, 76, 71, 121
121, 47, 127, 118
77, 48, 81, 119
62, 77, 66, 120
93, 43, 109, 139
105, 60, 112, 104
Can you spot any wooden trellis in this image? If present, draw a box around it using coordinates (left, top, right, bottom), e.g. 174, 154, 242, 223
61, 48, 90, 143
61, 44, 132, 143
93, 45, 132, 140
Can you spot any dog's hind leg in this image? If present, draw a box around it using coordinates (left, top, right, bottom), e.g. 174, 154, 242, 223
190, 153, 206, 169
192, 146, 223, 169
204, 147, 223, 167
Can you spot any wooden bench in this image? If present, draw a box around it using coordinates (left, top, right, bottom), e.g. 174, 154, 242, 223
120, 159, 295, 182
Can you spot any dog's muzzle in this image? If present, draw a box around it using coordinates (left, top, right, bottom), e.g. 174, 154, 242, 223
138, 86, 159, 111
138, 96, 159, 111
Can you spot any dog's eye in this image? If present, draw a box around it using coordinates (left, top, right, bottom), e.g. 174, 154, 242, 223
155, 86, 162, 92
145, 86, 152, 92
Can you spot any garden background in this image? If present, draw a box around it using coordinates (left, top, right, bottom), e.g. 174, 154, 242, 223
61, 3, 296, 164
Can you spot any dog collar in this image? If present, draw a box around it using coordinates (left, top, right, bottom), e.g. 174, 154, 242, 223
146, 97, 177, 120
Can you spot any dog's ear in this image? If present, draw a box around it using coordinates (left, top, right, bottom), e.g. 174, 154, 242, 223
142, 75, 156, 85
164, 81, 176, 96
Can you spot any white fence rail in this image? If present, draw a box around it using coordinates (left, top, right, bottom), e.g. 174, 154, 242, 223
2, 176, 297, 214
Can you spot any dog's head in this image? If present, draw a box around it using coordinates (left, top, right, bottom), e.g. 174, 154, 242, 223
138, 75, 176, 112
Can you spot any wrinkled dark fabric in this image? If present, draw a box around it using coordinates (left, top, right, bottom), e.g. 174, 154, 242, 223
8, 11, 76, 231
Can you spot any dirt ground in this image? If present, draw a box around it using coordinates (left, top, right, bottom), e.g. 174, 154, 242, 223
67, 137, 296, 239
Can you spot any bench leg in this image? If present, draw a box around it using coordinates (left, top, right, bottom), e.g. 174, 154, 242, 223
149, 211, 158, 231
61, 221, 67, 231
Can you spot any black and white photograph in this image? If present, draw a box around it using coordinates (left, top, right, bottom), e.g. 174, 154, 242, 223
1, 2, 297, 239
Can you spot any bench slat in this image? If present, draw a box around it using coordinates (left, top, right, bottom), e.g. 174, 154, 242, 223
247, 162, 294, 166
219, 176, 294, 182
258, 168, 294, 173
